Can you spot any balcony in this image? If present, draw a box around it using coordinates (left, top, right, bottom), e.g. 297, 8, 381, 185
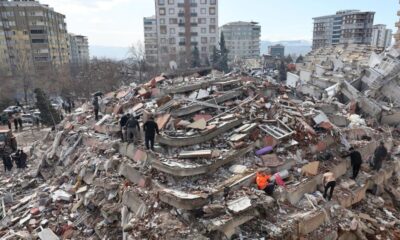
179, 22, 185, 27
190, 23, 198, 27
191, 13, 197, 17
178, 12, 185, 17
396, 22, 400, 28
179, 41, 186, 46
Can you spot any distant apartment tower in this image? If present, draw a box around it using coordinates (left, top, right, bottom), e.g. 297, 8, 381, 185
395, 0, 400, 49
144, 16, 158, 65
371, 25, 392, 48
69, 34, 89, 67
268, 44, 285, 58
312, 10, 375, 49
0, 0, 70, 74
220, 21, 261, 60
152, 0, 219, 67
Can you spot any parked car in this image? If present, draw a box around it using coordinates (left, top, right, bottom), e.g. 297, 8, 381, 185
21, 114, 36, 124
3, 106, 23, 114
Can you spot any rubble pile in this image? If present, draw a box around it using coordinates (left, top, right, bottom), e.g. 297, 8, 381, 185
1, 48, 400, 240
292, 44, 400, 127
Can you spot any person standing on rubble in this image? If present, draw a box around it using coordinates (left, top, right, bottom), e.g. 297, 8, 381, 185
343, 147, 363, 179
120, 113, 131, 142
372, 141, 388, 171
92, 96, 100, 121
322, 170, 336, 201
126, 115, 140, 143
143, 116, 159, 151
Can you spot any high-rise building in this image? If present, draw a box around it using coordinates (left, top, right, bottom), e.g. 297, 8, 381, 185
371, 25, 392, 48
395, 0, 400, 49
268, 44, 285, 58
69, 34, 90, 67
312, 10, 375, 50
0, 0, 70, 74
144, 16, 158, 65
220, 21, 261, 60
149, 0, 219, 67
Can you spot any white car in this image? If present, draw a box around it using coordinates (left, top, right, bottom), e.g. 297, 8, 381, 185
3, 106, 23, 114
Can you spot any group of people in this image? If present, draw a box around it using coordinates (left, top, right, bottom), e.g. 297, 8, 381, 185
119, 113, 160, 150
3, 149, 27, 172
322, 141, 389, 201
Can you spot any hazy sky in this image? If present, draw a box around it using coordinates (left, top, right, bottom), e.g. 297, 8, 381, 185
40, 0, 398, 47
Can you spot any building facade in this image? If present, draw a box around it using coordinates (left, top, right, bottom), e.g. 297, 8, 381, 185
268, 44, 285, 58
220, 21, 261, 60
395, 0, 400, 49
144, 16, 158, 65
0, 0, 70, 74
312, 10, 375, 50
150, 0, 219, 68
371, 24, 392, 48
69, 34, 89, 67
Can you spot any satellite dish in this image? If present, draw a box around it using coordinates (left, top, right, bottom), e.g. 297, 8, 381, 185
169, 61, 177, 70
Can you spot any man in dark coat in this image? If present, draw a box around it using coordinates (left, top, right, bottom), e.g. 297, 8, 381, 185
126, 115, 140, 143
372, 141, 388, 171
92, 97, 100, 121
119, 113, 131, 142
143, 116, 159, 150
343, 147, 363, 179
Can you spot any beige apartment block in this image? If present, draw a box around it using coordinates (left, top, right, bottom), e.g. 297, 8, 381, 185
0, 0, 70, 75
220, 21, 261, 61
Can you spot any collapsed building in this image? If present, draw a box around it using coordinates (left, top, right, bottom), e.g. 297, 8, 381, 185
0, 47, 400, 240
290, 44, 400, 127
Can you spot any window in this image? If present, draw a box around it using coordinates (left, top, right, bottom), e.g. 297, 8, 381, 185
201, 28, 206, 33
210, 18, 216, 24
200, 0, 207, 4
159, 8, 166, 15
209, 25, 216, 33
209, 7, 216, 15
169, 8, 175, 14
160, 18, 165, 24
19, 11, 25, 16
210, 0, 216, 4
201, 8, 206, 14
201, 37, 207, 44
169, 18, 177, 24
161, 38, 167, 44
169, 37, 176, 44
158, 0, 165, 5
198, 18, 206, 24
168, 0, 174, 4
160, 26, 167, 34
32, 39, 46, 44
210, 37, 216, 43
170, 28, 176, 34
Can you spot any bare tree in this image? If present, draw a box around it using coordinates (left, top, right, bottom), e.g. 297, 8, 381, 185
128, 41, 146, 82
14, 39, 35, 104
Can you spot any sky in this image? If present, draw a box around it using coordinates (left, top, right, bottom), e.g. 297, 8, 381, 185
39, 0, 398, 48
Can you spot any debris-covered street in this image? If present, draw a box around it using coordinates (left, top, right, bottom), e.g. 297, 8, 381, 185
0, 44, 400, 240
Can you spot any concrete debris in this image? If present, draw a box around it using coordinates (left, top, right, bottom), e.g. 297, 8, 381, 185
1, 51, 400, 239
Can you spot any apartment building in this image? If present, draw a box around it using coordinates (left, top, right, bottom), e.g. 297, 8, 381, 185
395, 0, 400, 49
312, 10, 375, 50
371, 24, 392, 48
220, 21, 261, 60
0, 0, 70, 74
268, 44, 285, 58
144, 16, 158, 65
69, 34, 89, 67
149, 0, 218, 67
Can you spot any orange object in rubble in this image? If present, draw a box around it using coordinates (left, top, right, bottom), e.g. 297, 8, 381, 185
256, 172, 271, 190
